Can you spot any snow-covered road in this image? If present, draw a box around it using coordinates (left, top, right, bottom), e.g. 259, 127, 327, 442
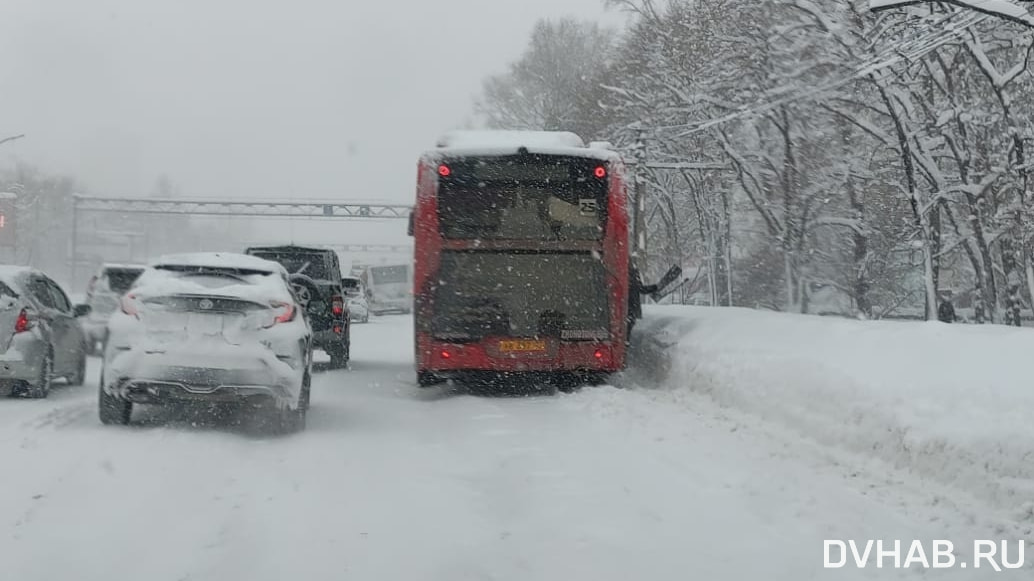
0, 315, 1024, 580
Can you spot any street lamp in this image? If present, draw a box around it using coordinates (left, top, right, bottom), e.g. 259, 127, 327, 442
0, 134, 25, 147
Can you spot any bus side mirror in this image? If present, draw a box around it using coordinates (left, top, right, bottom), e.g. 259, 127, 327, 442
407, 213, 414, 236
647, 265, 683, 301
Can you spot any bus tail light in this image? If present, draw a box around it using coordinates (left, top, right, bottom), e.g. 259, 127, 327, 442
438, 164, 451, 177
594, 166, 607, 179
440, 350, 451, 359
594, 348, 604, 360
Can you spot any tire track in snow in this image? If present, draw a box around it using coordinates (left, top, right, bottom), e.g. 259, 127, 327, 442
7, 455, 89, 541
19, 401, 93, 431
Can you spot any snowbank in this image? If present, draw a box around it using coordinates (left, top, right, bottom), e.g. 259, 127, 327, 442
630, 306, 1034, 514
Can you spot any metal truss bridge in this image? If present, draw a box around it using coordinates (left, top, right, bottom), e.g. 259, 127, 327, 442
70, 195, 413, 282
72, 195, 412, 219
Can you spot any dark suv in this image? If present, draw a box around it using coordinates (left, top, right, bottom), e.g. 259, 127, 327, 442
244, 245, 350, 368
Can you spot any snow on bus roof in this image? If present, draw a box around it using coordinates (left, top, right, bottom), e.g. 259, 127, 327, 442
436, 130, 586, 149
430, 131, 621, 163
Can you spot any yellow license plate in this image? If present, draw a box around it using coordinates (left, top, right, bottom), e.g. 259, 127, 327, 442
499, 339, 547, 352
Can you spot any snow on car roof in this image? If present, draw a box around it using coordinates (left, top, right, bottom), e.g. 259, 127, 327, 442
133, 253, 293, 303
0, 265, 33, 277
246, 244, 331, 253
151, 252, 285, 274
429, 130, 621, 163
133, 269, 292, 304
100, 263, 147, 271
0, 265, 33, 286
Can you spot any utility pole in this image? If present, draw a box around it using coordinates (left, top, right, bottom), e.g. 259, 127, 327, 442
631, 127, 648, 276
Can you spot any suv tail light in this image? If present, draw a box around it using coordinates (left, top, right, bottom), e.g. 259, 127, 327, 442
331, 295, 344, 317
14, 308, 33, 333
266, 302, 296, 327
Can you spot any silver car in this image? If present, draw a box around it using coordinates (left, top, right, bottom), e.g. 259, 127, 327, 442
99, 253, 313, 432
0, 266, 90, 398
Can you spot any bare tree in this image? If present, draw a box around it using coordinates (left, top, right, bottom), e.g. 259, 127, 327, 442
473, 0, 1034, 323
476, 18, 615, 139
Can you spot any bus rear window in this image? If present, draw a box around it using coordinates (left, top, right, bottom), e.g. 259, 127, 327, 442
431, 251, 608, 340
437, 155, 608, 241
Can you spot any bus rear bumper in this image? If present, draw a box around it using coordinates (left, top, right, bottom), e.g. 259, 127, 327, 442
416, 339, 622, 375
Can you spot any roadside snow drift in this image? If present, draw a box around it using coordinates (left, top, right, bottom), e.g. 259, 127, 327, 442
629, 306, 1034, 516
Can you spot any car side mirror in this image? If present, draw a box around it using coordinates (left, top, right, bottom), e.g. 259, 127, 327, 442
74, 304, 92, 317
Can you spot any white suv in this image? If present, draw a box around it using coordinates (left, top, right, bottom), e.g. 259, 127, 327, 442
99, 253, 313, 433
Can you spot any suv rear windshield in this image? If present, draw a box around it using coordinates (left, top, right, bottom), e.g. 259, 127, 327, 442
341, 277, 362, 296
103, 268, 145, 294
249, 252, 330, 281
370, 265, 408, 285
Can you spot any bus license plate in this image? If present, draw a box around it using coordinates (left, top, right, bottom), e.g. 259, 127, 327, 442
499, 340, 546, 352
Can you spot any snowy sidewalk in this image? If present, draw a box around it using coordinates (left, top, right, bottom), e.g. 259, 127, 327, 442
628, 306, 1034, 517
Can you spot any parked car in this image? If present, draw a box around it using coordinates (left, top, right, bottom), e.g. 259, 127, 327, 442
99, 253, 312, 432
82, 263, 146, 354
244, 245, 350, 367
341, 275, 369, 323
0, 266, 91, 398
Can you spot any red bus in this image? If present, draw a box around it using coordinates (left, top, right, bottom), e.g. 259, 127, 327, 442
410, 131, 668, 389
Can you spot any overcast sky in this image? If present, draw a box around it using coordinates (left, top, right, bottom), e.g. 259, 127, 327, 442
0, 0, 624, 207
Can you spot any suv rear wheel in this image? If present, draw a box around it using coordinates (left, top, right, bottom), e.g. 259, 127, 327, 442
98, 372, 132, 425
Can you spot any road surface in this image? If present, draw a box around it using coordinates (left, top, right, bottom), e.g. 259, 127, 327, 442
0, 315, 1019, 580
